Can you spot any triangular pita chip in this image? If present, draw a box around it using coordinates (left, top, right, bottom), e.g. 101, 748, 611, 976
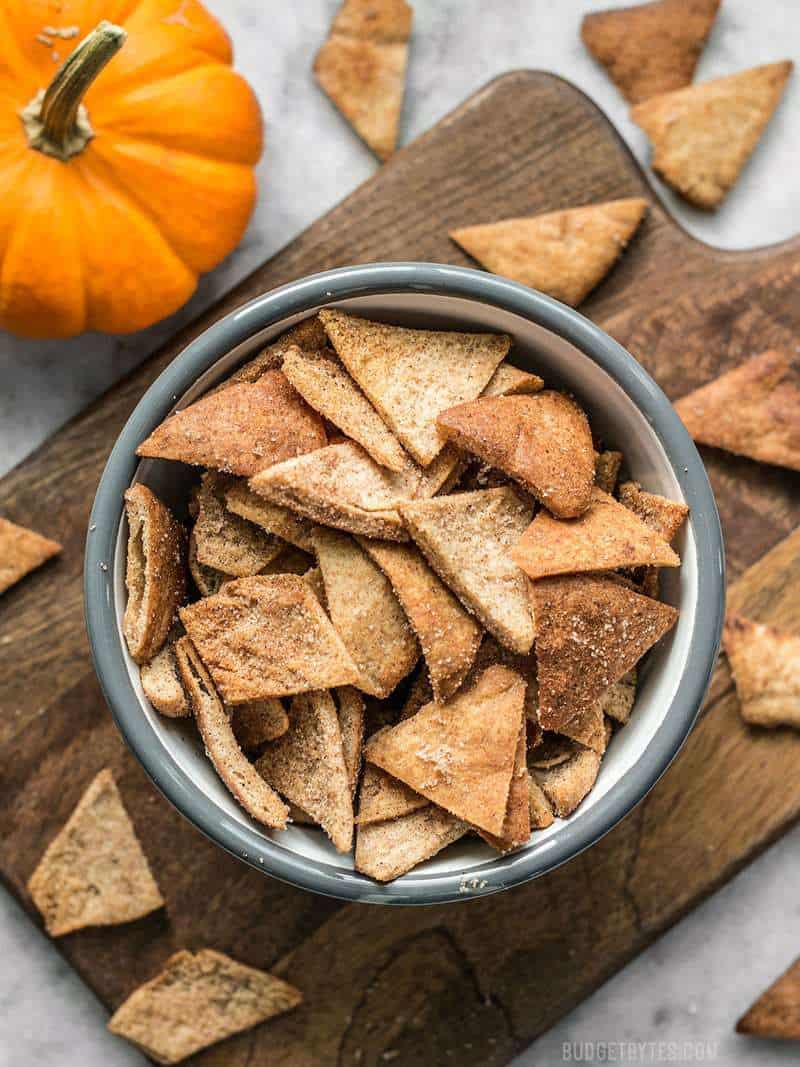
0, 516, 60, 595
314, 0, 412, 161
256, 690, 354, 852
136, 370, 327, 477
437, 391, 595, 517
532, 574, 678, 732
674, 349, 800, 471
618, 481, 689, 543
581, 0, 721, 104
450, 199, 648, 307
399, 669, 433, 721
27, 769, 163, 937
232, 699, 289, 750
631, 62, 793, 209
319, 309, 510, 465
140, 634, 189, 718
193, 472, 283, 577
336, 686, 366, 795
512, 487, 680, 579
556, 701, 609, 754
479, 722, 532, 853
356, 759, 429, 825
210, 315, 328, 394
364, 664, 526, 835
594, 449, 623, 495
188, 530, 230, 597
108, 949, 302, 1065
179, 575, 359, 703
532, 745, 602, 818
528, 779, 555, 830
359, 538, 483, 702
600, 670, 638, 725
483, 362, 544, 397
400, 487, 535, 654
723, 615, 800, 729
736, 956, 800, 1040
225, 480, 315, 552
313, 527, 419, 698
355, 804, 468, 882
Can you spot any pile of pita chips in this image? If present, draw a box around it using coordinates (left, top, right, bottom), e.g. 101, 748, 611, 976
736, 956, 800, 1041
723, 615, 800, 730
0, 515, 60, 595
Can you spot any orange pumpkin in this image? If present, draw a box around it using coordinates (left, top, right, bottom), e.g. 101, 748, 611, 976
0, 1, 263, 339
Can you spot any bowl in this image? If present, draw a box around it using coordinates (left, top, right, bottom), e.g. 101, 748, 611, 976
85, 262, 725, 905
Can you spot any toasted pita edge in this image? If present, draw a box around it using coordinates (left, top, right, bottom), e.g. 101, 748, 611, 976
736, 956, 800, 1040
0, 516, 61, 595
355, 804, 468, 882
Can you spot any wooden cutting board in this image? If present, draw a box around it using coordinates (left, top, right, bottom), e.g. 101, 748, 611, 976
1, 72, 799, 1065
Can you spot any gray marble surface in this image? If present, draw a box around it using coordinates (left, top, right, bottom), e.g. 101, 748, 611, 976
0, 1, 798, 1064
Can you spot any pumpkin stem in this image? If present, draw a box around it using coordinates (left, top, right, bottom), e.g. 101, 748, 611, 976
20, 21, 127, 162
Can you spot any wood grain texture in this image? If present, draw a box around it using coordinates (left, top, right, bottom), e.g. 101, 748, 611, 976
1, 72, 800, 1064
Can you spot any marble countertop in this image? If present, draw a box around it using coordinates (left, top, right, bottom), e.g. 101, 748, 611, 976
1, 2, 798, 1064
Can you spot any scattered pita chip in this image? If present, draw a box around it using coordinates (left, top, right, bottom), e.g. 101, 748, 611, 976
594, 450, 623, 495
512, 487, 680, 580
175, 637, 289, 830
136, 370, 327, 477
400, 487, 535, 654
581, 0, 721, 104
674, 349, 800, 471
225, 480, 315, 552
336, 686, 366, 795
532, 575, 678, 732
483, 362, 545, 398
27, 769, 163, 937
314, 0, 412, 161
736, 956, 800, 1041
528, 779, 555, 830
188, 530, 230, 597
631, 62, 793, 209
210, 316, 328, 394
355, 804, 468, 882
356, 759, 429, 825
533, 745, 602, 818
359, 538, 483, 702
194, 473, 283, 577
179, 575, 359, 703
437, 392, 595, 518
107, 949, 302, 1065
140, 634, 189, 718
600, 670, 638, 725
233, 699, 289, 750
450, 199, 648, 307
313, 527, 419, 698
723, 615, 800, 729
479, 723, 531, 853
283, 345, 410, 472
0, 516, 60, 595
365, 664, 525, 835
123, 485, 185, 665
319, 309, 510, 466
256, 690, 354, 852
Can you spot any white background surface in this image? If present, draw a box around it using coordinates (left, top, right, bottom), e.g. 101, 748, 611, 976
0, 1, 798, 1064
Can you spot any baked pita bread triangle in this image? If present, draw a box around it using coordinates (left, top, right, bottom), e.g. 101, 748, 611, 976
232, 699, 289, 750
594, 449, 623, 495
532, 745, 602, 818
193, 473, 283, 577
336, 686, 366, 795
210, 315, 328, 394
674, 349, 800, 471
723, 615, 800, 729
0, 516, 60, 595
136, 370, 327, 477
556, 701, 609, 754
140, 633, 189, 718
479, 721, 531, 853
618, 482, 689, 544
314, 0, 412, 161
400, 487, 535, 655
528, 779, 555, 829
600, 670, 638, 725
631, 61, 793, 209
736, 956, 800, 1040
532, 574, 678, 732
582, 0, 721, 104
107, 949, 302, 1065
27, 769, 163, 937
437, 391, 595, 517
225, 479, 315, 552
483, 362, 544, 397
355, 804, 468, 882
364, 664, 525, 835
356, 759, 429, 825
512, 487, 680, 580
319, 309, 510, 465
450, 199, 648, 307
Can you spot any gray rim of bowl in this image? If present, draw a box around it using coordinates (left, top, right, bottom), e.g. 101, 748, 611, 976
85, 262, 725, 906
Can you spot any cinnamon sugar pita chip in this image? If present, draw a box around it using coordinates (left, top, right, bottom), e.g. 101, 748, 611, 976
631, 62, 793, 209
399, 669, 433, 721
736, 956, 800, 1040
674, 349, 800, 471
140, 634, 189, 718
723, 615, 800, 729
356, 758, 429, 825
225, 480, 315, 552
594, 450, 623, 495
557, 701, 609, 754
232, 699, 289, 750
479, 722, 532, 853
533, 745, 602, 818
355, 804, 468, 882
188, 530, 230, 597
336, 686, 366, 795
600, 670, 638, 725
210, 315, 327, 393
483, 362, 545, 398
528, 732, 577, 770
136, 371, 327, 477
193, 472, 283, 577
27, 769, 163, 938
450, 199, 647, 307
437, 392, 595, 518
528, 779, 555, 830
618, 481, 689, 544
0, 516, 61, 595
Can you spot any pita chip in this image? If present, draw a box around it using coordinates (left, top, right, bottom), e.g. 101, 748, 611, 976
513, 487, 680, 580
723, 615, 800, 729
483, 362, 545, 398
364, 664, 525, 835
400, 487, 535, 654
210, 315, 328, 393
631, 62, 793, 209
674, 349, 800, 471
450, 199, 648, 307
557, 701, 609, 754
533, 745, 602, 818
175, 637, 289, 830
319, 309, 510, 465
136, 370, 327, 477
256, 690, 354, 852
355, 804, 468, 882
0, 516, 60, 595
313, 527, 419, 698
736, 957, 800, 1041
438, 391, 595, 517
336, 686, 366, 794
141, 635, 189, 718
594, 450, 623, 495
356, 759, 429, 825
188, 530, 230, 597
193, 473, 283, 577
618, 481, 689, 544
479, 723, 532, 853
528, 779, 555, 830
399, 669, 434, 721
225, 480, 315, 552
528, 732, 578, 771
600, 670, 638, 725
108, 949, 302, 1065
314, 0, 412, 161
179, 574, 360, 703
582, 0, 721, 104
532, 574, 678, 732
359, 538, 483, 702
27, 769, 163, 937
232, 699, 289, 750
